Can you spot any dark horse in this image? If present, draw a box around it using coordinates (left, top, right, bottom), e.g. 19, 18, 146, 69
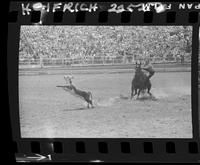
131, 62, 152, 99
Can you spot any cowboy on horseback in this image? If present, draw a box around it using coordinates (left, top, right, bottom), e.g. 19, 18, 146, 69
142, 59, 155, 80
131, 61, 152, 99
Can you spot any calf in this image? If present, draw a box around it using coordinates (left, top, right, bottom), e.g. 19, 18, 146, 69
57, 76, 93, 108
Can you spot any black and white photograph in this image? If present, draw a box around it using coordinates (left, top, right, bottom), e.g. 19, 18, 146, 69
19, 26, 192, 138
198, 27, 200, 137
198, 27, 200, 135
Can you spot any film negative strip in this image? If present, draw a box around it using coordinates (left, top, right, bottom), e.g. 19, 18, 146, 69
7, 1, 200, 163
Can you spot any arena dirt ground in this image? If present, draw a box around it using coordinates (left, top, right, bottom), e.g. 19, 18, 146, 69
19, 71, 192, 138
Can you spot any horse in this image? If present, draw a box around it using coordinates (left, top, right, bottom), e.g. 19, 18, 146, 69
131, 62, 152, 99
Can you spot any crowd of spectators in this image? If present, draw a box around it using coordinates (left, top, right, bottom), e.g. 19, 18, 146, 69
19, 26, 192, 66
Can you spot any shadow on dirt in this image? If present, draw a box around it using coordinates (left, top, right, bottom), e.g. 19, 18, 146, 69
136, 96, 158, 101
120, 94, 158, 101
119, 94, 130, 100
63, 107, 95, 111
131, 94, 158, 101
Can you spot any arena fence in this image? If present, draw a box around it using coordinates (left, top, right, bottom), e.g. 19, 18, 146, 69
19, 56, 191, 69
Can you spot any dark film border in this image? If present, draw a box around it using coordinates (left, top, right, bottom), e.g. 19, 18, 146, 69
7, 1, 200, 163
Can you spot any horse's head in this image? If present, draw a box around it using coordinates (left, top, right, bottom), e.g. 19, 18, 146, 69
135, 62, 142, 75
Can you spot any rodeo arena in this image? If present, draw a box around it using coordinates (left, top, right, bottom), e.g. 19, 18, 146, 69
19, 26, 193, 138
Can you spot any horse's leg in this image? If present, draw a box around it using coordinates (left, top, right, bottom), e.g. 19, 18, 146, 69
147, 82, 152, 96
131, 88, 133, 99
87, 102, 90, 108
137, 89, 141, 99
131, 84, 133, 99
134, 89, 137, 96
131, 84, 135, 99
131, 88, 137, 100
148, 89, 152, 96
